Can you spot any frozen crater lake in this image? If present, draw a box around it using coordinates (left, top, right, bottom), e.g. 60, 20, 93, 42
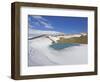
28, 36, 88, 66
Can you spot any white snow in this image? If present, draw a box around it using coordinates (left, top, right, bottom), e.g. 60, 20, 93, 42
29, 28, 62, 37
56, 34, 82, 39
28, 36, 88, 66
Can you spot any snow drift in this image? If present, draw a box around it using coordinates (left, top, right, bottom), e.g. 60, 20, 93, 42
28, 36, 88, 66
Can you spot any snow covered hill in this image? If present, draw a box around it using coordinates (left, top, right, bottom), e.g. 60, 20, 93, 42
28, 29, 88, 66
28, 36, 88, 66
28, 28, 87, 41
28, 28, 63, 38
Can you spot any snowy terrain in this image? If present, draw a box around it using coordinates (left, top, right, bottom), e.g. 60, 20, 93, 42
28, 36, 88, 66
28, 28, 62, 38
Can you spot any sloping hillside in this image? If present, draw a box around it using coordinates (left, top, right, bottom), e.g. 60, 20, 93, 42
57, 35, 87, 44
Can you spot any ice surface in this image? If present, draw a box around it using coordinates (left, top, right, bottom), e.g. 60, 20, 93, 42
28, 37, 88, 66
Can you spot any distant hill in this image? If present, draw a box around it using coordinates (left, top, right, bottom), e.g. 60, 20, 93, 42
28, 28, 63, 38
57, 34, 87, 44
28, 28, 87, 44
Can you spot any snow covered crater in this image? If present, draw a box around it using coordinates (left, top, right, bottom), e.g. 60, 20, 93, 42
28, 36, 88, 66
